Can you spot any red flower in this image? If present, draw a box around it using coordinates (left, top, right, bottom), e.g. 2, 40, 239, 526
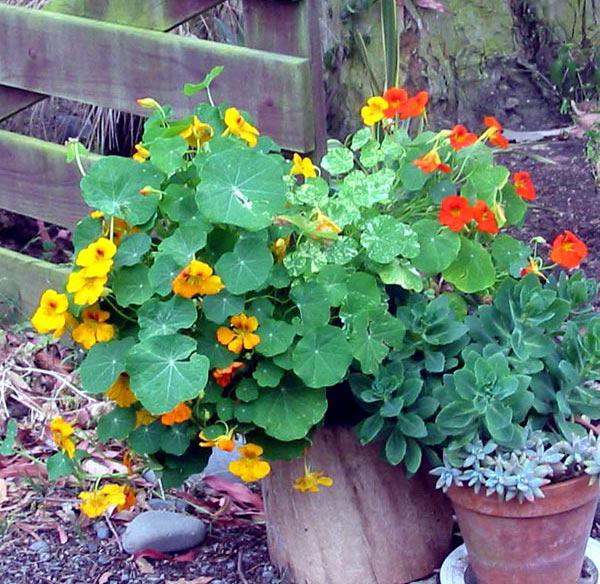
439, 196, 472, 231
413, 150, 451, 174
472, 200, 499, 234
212, 362, 245, 388
449, 124, 477, 151
484, 116, 509, 149
398, 91, 429, 119
513, 171, 536, 201
550, 231, 588, 269
383, 87, 409, 117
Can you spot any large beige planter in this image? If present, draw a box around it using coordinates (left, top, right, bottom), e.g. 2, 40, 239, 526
263, 426, 453, 584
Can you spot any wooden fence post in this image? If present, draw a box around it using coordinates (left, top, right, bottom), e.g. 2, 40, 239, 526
243, 0, 327, 158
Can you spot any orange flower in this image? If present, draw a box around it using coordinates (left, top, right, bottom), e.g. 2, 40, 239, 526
212, 362, 245, 388
117, 485, 137, 512
217, 313, 260, 354
520, 257, 547, 280
438, 196, 472, 232
472, 200, 499, 234
382, 87, 409, 117
398, 91, 429, 119
483, 117, 509, 149
172, 260, 224, 298
449, 124, 477, 151
550, 231, 588, 269
413, 150, 451, 174
513, 171, 536, 201
199, 428, 236, 452
160, 403, 193, 426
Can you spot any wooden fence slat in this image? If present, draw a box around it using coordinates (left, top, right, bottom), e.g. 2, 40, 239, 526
0, 130, 92, 228
0, 4, 314, 152
0, 0, 226, 123
0, 246, 68, 320
243, 0, 326, 157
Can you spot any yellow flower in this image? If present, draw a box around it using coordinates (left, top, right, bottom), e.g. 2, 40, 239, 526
50, 416, 76, 459
180, 115, 214, 148
76, 238, 117, 277
172, 260, 224, 298
291, 153, 317, 178
216, 313, 260, 354
106, 373, 138, 407
132, 143, 150, 163
72, 305, 115, 350
223, 107, 260, 147
293, 469, 334, 493
79, 483, 127, 518
135, 409, 156, 428
360, 96, 389, 126
228, 444, 271, 482
90, 210, 104, 220
66, 270, 107, 306
270, 237, 289, 263
136, 97, 161, 109
199, 427, 236, 452
311, 210, 341, 239
31, 290, 73, 338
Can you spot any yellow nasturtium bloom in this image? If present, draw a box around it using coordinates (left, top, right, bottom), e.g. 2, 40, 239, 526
132, 143, 150, 163
270, 237, 289, 263
31, 290, 73, 338
180, 115, 214, 148
228, 444, 271, 482
135, 409, 156, 428
172, 260, 224, 298
79, 483, 127, 519
216, 313, 260, 354
312, 210, 341, 239
50, 416, 76, 459
293, 469, 334, 493
223, 107, 260, 147
290, 153, 318, 178
72, 305, 115, 350
66, 270, 107, 306
199, 427, 236, 452
360, 96, 389, 126
76, 238, 117, 277
106, 373, 138, 407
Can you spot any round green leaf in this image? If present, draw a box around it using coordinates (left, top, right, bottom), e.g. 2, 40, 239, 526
137, 296, 197, 340
202, 291, 245, 324
361, 216, 420, 263
160, 184, 199, 222
97, 407, 136, 442
47, 452, 75, 480
290, 281, 331, 329
160, 423, 195, 455
80, 156, 162, 225
321, 146, 354, 176
114, 233, 152, 269
112, 264, 154, 307
79, 338, 135, 394
73, 216, 103, 254
158, 225, 208, 264
412, 219, 461, 274
442, 237, 496, 293
128, 421, 167, 454
148, 136, 187, 175
253, 361, 285, 388
316, 265, 348, 306
149, 253, 184, 296
196, 149, 286, 230
377, 259, 424, 292
236, 378, 260, 402
256, 319, 296, 358
292, 325, 353, 388
126, 334, 209, 414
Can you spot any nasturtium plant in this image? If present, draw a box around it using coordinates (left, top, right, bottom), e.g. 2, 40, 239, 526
32, 76, 599, 500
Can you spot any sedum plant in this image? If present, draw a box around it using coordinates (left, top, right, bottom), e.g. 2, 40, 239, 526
30, 72, 600, 511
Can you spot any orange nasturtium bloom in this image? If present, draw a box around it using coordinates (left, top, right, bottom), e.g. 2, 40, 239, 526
160, 403, 193, 426
520, 257, 547, 280
293, 468, 334, 493
291, 153, 318, 178
117, 485, 137, 512
228, 444, 271, 483
223, 107, 260, 147
483, 116, 509, 149
50, 416, 76, 459
550, 231, 588, 269
132, 143, 150, 163
513, 171, 536, 201
413, 150, 451, 174
106, 373, 138, 408
472, 200, 499, 235
217, 314, 261, 354
438, 196, 473, 232
72, 305, 115, 350
212, 362, 245, 388
180, 115, 214, 148
199, 427, 237, 452
382, 87, 409, 117
31, 290, 73, 338
79, 483, 127, 519
449, 124, 477, 151
398, 91, 429, 119
360, 96, 389, 126
172, 260, 224, 298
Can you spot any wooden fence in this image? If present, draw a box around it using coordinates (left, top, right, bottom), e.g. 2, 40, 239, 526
0, 0, 326, 317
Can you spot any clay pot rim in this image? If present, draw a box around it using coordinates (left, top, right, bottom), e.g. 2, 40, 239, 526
447, 474, 600, 518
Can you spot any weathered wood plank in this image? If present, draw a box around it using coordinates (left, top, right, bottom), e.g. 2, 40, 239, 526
0, 246, 69, 321
243, 0, 326, 156
0, 86, 46, 122
0, 130, 92, 228
0, 4, 314, 151
44, 0, 226, 30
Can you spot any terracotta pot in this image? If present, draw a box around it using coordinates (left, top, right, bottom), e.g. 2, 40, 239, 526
447, 475, 600, 584
263, 426, 454, 584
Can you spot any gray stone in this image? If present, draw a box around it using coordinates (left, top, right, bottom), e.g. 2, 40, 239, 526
121, 510, 207, 554
94, 522, 110, 540
147, 497, 186, 512
29, 540, 49, 553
